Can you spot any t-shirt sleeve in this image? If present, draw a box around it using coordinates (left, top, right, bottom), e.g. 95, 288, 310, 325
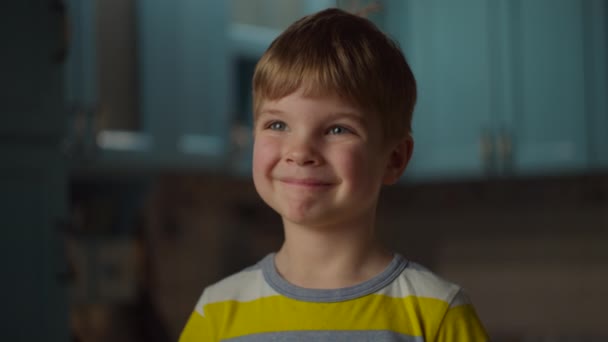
179, 290, 215, 342
434, 289, 490, 342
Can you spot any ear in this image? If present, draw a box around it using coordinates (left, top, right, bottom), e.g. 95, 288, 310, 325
383, 136, 414, 185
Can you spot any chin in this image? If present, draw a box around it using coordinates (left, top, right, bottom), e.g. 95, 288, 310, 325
277, 207, 318, 225
280, 205, 349, 228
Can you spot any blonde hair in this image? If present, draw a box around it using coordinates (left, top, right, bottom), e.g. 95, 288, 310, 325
252, 8, 417, 142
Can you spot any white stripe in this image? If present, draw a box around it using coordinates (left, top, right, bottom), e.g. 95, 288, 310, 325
195, 261, 464, 316
449, 289, 472, 308
374, 262, 462, 304
197, 267, 280, 313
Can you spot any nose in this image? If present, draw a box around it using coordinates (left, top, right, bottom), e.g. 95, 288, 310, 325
285, 135, 321, 166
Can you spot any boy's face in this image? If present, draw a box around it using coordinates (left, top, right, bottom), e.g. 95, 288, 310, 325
252, 88, 407, 228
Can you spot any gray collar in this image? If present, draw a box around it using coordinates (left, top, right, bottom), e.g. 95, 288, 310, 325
260, 253, 408, 303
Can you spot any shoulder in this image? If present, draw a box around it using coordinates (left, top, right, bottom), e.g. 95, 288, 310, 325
376, 258, 488, 340
192, 255, 278, 313
379, 259, 469, 307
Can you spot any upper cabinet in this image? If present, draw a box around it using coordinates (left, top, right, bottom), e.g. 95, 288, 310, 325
66, 0, 341, 175
385, 0, 495, 180
66, 0, 232, 173
505, 0, 606, 175
64, 0, 606, 178
137, 0, 231, 160
384, 0, 607, 181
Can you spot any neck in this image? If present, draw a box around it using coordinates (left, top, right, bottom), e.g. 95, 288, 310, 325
274, 210, 393, 289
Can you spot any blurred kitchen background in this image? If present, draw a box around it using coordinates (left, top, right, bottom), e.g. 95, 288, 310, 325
1, 0, 607, 341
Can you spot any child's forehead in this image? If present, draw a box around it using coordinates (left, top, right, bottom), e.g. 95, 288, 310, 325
259, 91, 368, 118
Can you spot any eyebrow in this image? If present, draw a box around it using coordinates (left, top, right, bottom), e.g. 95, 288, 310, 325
258, 109, 285, 116
259, 109, 366, 124
328, 111, 367, 124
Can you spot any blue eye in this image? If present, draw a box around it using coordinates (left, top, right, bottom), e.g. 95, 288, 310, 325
328, 126, 349, 135
268, 121, 287, 131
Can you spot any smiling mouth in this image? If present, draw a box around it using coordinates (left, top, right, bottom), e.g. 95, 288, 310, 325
279, 178, 334, 188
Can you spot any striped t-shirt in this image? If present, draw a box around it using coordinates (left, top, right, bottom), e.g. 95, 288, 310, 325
180, 253, 489, 341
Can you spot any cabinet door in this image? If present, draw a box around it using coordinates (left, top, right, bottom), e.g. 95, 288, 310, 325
505, 0, 592, 174
387, 0, 496, 181
1, 1, 66, 140
584, 0, 608, 169
138, 0, 231, 157
0, 147, 69, 342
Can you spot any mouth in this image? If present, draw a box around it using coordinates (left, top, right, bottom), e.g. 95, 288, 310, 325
279, 178, 334, 188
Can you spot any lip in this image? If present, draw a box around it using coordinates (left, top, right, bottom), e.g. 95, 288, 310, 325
279, 178, 334, 188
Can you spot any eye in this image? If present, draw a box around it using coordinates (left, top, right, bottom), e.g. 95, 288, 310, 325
267, 121, 287, 131
327, 125, 351, 135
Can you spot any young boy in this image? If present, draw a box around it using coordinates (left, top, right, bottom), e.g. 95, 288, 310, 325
180, 8, 489, 342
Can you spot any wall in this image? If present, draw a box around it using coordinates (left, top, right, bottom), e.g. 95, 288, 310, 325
378, 176, 608, 340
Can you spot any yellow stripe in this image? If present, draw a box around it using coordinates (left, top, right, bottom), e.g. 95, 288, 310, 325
435, 304, 490, 342
206, 294, 453, 339
179, 311, 213, 342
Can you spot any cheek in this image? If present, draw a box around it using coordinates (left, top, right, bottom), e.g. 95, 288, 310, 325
333, 146, 375, 180
335, 145, 387, 189
252, 138, 280, 175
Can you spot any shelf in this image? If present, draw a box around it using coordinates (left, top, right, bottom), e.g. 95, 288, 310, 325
69, 131, 229, 179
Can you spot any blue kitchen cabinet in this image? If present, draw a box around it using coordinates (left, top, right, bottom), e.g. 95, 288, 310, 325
65, 0, 233, 173
384, 0, 607, 181
138, 0, 232, 160
502, 0, 607, 175
385, 0, 497, 181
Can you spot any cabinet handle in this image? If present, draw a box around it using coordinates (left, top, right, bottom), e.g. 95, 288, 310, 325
480, 129, 494, 172
497, 130, 513, 170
